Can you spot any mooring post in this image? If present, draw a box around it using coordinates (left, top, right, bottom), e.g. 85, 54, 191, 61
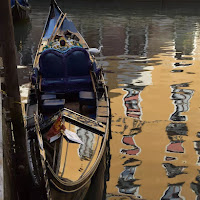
0, 0, 31, 199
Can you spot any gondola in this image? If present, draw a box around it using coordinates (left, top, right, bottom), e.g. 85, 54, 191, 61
11, 0, 30, 21
26, 0, 110, 199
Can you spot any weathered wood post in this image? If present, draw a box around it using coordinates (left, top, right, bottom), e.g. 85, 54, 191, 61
0, 0, 31, 199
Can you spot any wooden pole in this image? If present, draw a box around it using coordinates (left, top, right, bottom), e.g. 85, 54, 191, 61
0, 0, 31, 199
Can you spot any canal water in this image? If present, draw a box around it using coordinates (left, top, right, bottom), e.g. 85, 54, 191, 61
15, 0, 200, 199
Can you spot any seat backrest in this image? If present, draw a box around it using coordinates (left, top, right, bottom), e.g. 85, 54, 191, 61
39, 49, 65, 78
64, 47, 91, 76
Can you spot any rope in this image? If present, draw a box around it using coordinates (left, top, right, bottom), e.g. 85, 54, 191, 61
0, 90, 7, 97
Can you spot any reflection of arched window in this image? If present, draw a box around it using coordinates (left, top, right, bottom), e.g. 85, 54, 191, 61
76, 128, 94, 160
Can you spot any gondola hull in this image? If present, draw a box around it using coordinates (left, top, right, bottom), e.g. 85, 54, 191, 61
25, 0, 110, 199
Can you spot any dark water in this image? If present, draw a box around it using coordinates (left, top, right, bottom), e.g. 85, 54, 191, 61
15, 0, 200, 199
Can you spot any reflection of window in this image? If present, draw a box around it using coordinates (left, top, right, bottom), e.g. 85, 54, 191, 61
166, 141, 184, 154
116, 165, 142, 198
124, 88, 142, 119
120, 166, 136, 181
170, 84, 194, 122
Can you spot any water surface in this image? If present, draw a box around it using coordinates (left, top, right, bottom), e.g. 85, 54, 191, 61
15, 1, 200, 199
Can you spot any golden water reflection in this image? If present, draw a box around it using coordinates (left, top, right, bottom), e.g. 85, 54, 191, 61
103, 16, 200, 200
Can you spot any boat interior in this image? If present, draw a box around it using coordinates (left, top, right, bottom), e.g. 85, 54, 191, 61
36, 108, 106, 183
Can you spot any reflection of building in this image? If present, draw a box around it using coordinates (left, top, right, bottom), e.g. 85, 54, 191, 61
102, 20, 126, 56
77, 128, 94, 160
174, 16, 196, 56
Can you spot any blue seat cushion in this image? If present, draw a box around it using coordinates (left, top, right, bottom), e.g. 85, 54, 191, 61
64, 47, 92, 76
41, 78, 66, 93
67, 76, 93, 92
39, 50, 65, 78
42, 99, 65, 112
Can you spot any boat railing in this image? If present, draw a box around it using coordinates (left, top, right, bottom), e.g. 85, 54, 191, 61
49, 13, 67, 43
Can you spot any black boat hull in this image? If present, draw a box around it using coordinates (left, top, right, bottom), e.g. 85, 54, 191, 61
25, 0, 110, 199
12, 2, 30, 21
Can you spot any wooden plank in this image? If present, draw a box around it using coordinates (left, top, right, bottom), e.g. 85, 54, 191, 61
97, 106, 109, 117
62, 108, 105, 133
96, 116, 108, 124
97, 101, 108, 107
51, 13, 67, 41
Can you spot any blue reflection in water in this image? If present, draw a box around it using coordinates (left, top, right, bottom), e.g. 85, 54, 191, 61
161, 183, 185, 200
116, 165, 142, 198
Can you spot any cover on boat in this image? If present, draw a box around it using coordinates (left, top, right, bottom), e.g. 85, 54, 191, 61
44, 4, 78, 39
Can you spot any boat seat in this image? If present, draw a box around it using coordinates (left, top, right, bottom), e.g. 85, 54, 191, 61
39, 47, 93, 93
42, 99, 65, 113
41, 93, 56, 100
39, 49, 67, 93
64, 47, 93, 92
79, 91, 96, 109
39, 49, 65, 78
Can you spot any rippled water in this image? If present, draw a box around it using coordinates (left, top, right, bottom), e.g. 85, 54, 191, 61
14, 0, 200, 199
